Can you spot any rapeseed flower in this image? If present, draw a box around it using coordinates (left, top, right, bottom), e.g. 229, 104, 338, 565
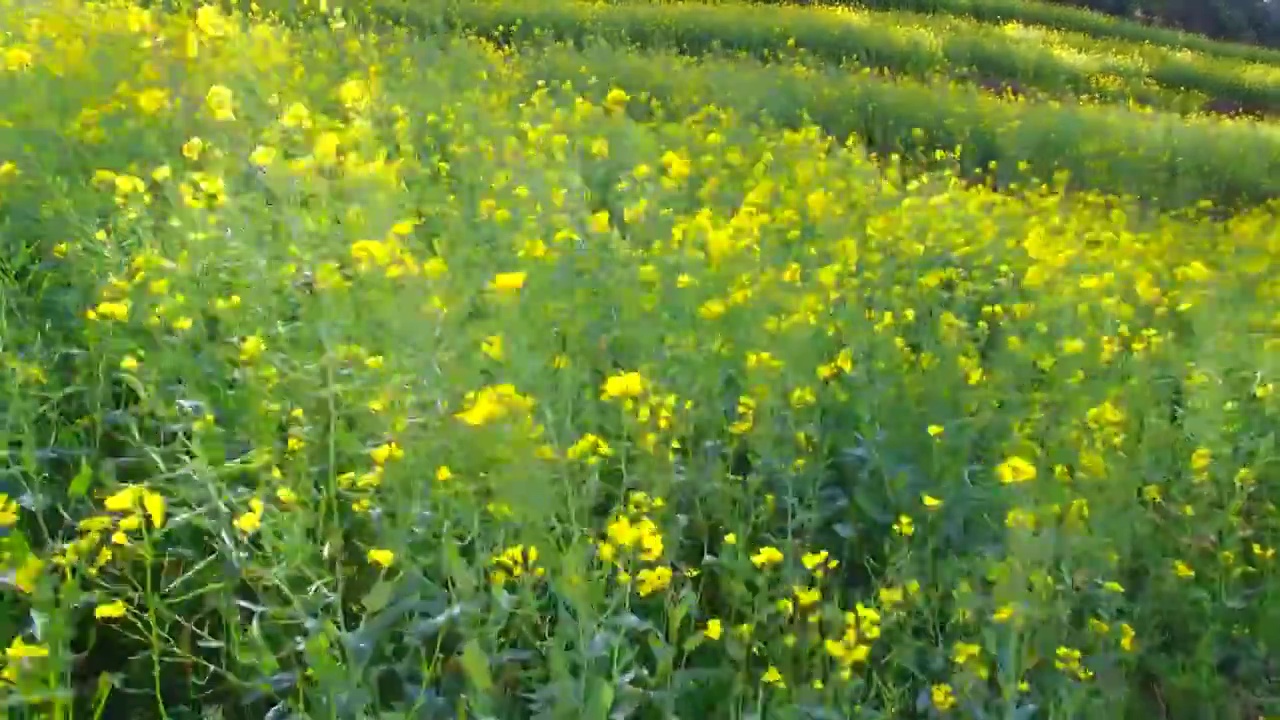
996, 456, 1037, 484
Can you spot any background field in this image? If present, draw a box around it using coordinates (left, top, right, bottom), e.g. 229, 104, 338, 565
428, 0, 1280, 116
0, 0, 1277, 719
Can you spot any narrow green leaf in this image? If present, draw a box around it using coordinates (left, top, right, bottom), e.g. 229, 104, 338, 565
68, 459, 93, 499
585, 675, 614, 720
361, 579, 394, 614
459, 639, 493, 694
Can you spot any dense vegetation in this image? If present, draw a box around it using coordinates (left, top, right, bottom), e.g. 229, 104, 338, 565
412, 0, 1280, 115
0, 1, 1276, 719
1032, 0, 1280, 49
784, 0, 1280, 56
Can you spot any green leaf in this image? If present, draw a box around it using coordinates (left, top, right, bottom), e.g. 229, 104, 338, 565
362, 580, 394, 614
444, 541, 477, 598
459, 639, 493, 694
681, 633, 705, 654
68, 459, 93, 499
92, 672, 115, 720
585, 675, 614, 720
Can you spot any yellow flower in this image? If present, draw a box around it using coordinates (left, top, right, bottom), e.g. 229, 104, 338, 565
206, 84, 236, 122
234, 512, 261, 534
338, 78, 371, 111
4, 47, 34, 71
182, 136, 205, 161
11, 555, 42, 594
878, 586, 905, 609
240, 335, 266, 363
1173, 559, 1195, 579
367, 548, 395, 568
589, 211, 612, 234
761, 665, 785, 687
927, 424, 945, 438
789, 386, 817, 408
142, 490, 166, 529
79, 515, 113, 532
435, 465, 453, 482
1119, 623, 1136, 652
195, 4, 233, 36
996, 455, 1037, 484
931, 683, 957, 712
601, 371, 646, 400
249, 145, 277, 168
490, 544, 544, 583
370, 442, 403, 466
750, 546, 784, 569
1054, 646, 1092, 679
313, 131, 341, 164
635, 566, 672, 596
1062, 337, 1086, 355
5, 637, 48, 660
481, 334, 504, 361
90, 301, 130, 323
596, 541, 616, 563
801, 550, 829, 571
604, 87, 629, 111
455, 384, 533, 426
893, 514, 914, 537
922, 493, 944, 509
234, 499, 264, 534
952, 641, 982, 666
104, 485, 142, 512
704, 618, 722, 640
279, 102, 313, 128
793, 585, 822, 608
1190, 447, 1212, 474
94, 600, 128, 620
491, 271, 526, 293
0, 494, 18, 526
136, 88, 169, 115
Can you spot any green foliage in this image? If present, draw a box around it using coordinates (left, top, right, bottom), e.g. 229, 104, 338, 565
400, 0, 1280, 116
376, 1, 1280, 210
808, 0, 1280, 63
0, 2, 1278, 720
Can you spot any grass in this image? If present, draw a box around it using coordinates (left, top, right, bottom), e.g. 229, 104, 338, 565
448, 0, 1280, 116
801, 0, 1280, 65
375, 2, 1280, 211
0, 1, 1278, 719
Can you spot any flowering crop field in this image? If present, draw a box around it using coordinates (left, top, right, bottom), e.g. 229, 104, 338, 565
434, 0, 1280, 117
794, 0, 1280, 66
374, 10, 1280, 211
0, 1, 1278, 719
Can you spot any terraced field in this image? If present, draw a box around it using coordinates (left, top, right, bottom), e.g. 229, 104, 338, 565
417, 0, 1280, 116
0, 0, 1277, 719
845, 0, 1280, 64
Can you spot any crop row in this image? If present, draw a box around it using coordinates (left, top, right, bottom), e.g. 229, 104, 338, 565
403, 0, 1280, 118
368, 2, 1280, 209
800, 0, 1280, 65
